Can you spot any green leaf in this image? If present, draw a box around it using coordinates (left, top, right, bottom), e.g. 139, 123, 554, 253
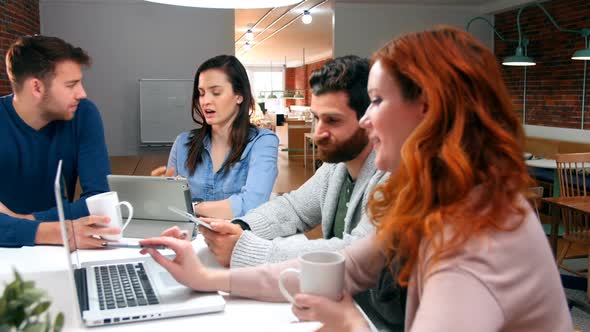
53, 313, 64, 332
0, 270, 64, 331
23, 322, 46, 332
3, 280, 22, 300
0, 297, 7, 320
21, 289, 45, 308
44, 313, 51, 332
23, 281, 36, 290
13, 270, 22, 284
6, 305, 26, 327
0, 324, 13, 332
31, 302, 51, 316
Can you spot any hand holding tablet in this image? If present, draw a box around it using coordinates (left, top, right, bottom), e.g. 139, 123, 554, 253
167, 206, 215, 231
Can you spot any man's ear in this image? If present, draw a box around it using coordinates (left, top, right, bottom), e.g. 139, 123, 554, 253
29, 78, 45, 99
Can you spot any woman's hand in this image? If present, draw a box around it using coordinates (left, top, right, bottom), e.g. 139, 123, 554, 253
292, 293, 371, 332
160, 226, 191, 241
139, 236, 229, 292
150, 166, 175, 177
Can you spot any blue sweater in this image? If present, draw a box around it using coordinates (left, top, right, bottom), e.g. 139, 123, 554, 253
0, 95, 111, 247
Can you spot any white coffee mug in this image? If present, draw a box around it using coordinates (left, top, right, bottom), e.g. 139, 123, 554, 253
86, 191, 133, 241
278, 251, 345, 303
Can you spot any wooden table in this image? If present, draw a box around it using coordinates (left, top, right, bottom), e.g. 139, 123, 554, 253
541, 196, 590, 256
285, 119, 312, 160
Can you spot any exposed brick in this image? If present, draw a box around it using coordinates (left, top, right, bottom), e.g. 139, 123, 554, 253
0, 0, 39, 94
495, 0, 590, 127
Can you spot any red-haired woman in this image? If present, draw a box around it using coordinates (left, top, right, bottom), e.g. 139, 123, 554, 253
141, 27, 572, 331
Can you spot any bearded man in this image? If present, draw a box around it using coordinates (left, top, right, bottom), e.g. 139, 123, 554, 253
194, 55, 386, 268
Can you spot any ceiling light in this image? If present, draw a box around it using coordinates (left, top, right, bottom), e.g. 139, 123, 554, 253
244, 42, 252, 51
245, 29, 254, 41
502, 47, 536, 66
572, 48, 590, 60
145, 0, 301, 9
302, 10, 312, 24
283, 90, 294, 98
293, 90, 304, 99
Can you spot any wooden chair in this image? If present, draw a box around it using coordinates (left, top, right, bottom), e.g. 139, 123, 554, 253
555, 152, 590, 278
527, 186, 544, 218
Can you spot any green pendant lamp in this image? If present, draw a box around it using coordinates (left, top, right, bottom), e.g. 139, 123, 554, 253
293, 90, 304, 99
502, 46, 535, 66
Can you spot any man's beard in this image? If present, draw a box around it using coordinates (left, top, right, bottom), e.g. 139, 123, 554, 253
316, 127, 369, 163
40, 91, 72, 122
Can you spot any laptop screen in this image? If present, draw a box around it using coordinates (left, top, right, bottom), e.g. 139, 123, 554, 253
54, 160, 82, 267
54, 160, 84, 322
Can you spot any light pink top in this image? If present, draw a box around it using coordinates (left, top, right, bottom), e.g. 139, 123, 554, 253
230, 200, 573, 331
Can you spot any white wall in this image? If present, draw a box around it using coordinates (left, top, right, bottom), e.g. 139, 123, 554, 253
525, 125, 590, 143
40, 1, 234, 155
333, 3, 494, 59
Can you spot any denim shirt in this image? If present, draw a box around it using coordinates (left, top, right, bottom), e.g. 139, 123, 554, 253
167, 128, 279, 217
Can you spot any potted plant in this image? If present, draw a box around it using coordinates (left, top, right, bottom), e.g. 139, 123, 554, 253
0, 270, 64, 332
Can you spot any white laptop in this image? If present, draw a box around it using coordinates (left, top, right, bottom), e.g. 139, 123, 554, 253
54, 161, 225, 327
107, 175, 196, 239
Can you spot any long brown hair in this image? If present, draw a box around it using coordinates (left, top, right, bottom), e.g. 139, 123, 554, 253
368, 27, 534, 285
185, 55, 256, 175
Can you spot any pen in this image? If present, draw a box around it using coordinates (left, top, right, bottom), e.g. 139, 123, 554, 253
139, 244, 168, 249
101, 242, 168, 249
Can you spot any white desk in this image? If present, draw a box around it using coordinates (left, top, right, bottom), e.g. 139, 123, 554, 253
0, 237, 320, 332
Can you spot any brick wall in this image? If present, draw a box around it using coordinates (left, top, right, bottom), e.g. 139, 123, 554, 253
494, 0, 590, 129
0, 0, 40, 96
285, 58, 331, 107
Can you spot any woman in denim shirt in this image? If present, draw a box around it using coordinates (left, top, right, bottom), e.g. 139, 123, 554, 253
155, 55, 278, 218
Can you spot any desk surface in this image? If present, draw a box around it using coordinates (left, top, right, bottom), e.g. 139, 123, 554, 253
0, 237, 320, 332
542, 196, 590, 214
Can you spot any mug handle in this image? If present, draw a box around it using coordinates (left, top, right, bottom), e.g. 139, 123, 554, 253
116, 201, 134, 231
278, 268, 300, 303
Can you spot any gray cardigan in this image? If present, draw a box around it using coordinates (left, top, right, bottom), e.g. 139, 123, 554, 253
230, 150, 387, 267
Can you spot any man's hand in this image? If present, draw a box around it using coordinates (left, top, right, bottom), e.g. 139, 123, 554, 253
150, 166, 175, 177
0, 201, 34, 220
199, 217, 243, 267
292, 293, 371, 332
35, 215, 121, 250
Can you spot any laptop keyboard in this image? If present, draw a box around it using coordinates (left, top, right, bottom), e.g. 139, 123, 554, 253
95, 263, 159, 310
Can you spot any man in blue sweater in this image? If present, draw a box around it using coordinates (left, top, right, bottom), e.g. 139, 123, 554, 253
0, 35, 120, 247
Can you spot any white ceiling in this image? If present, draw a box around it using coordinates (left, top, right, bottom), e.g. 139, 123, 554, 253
235, 0, 334, 67
235, 0, 535, 67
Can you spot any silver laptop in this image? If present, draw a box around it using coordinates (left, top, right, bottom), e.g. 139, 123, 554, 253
54, 161, 225, 327
107, 175, 195, 239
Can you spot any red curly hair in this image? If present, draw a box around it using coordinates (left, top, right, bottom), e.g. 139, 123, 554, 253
368, 26, 534, 285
